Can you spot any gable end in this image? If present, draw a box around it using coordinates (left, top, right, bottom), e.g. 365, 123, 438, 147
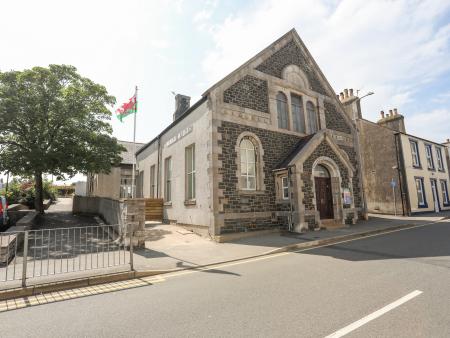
324, 102, 351, 134
255, 40, 327, 96
223, 75, 269, 113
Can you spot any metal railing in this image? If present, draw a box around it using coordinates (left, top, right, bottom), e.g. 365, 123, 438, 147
0, 225, 132, 287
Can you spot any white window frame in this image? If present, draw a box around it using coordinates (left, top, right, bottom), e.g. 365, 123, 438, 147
436, 147, 444, 171
185, 144, 196, 200
441, 180, 449, 205
415, 177, 426, 207
281, 176, 289, 200
164, 157, 172, 202
410, 140, 420, 167
240, 138, 257, 190
425, 144, 435, 170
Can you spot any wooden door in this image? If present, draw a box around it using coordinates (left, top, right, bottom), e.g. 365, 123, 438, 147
315, 177, 334, 219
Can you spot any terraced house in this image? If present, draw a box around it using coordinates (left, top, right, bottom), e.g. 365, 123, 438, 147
136, 29, 365, 241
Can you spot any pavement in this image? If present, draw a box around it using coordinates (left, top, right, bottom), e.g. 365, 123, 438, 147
131, 214, 446, 272
0, 218, 449, 337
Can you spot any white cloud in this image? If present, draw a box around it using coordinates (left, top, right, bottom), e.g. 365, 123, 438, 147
200, 0, 450, 142
407, 109, 450, 143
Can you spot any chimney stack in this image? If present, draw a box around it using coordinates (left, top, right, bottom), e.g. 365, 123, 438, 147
344, 89, 349, 98
173, 94, 191, 121
378, 108, 406, 133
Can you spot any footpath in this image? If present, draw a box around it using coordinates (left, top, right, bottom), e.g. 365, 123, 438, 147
132, 213, 447, 272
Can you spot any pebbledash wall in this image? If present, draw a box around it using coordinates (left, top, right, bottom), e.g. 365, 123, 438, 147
137, 29, 365, 239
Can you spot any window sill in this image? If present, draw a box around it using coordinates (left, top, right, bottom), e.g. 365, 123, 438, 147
164, 202, 172, 207
276, 199, 290, 204
238, 190, 266, 196
184, 199, 196, 206
417, 204, 428, 209
412, 165, 422, 169
438, 169, 446, 173
427, 168, 436, 172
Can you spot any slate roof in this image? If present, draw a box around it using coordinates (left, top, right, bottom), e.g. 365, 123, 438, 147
118, 140, 144, 165
276, 134, 315, 170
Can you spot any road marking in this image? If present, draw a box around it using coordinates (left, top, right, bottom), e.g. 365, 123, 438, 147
324, 290, 423, 338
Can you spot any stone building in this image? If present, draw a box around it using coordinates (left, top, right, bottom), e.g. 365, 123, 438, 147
136, 29, 364, 240
87, 140, 144, 199
339, 91, 450, 215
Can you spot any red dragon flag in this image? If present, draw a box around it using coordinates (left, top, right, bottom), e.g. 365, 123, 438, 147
115, 93, 137, 122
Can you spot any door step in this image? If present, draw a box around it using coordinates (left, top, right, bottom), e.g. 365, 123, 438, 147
320, 219, 344, 229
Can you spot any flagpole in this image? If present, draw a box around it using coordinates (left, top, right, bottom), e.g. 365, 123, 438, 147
131, 85, 137, 198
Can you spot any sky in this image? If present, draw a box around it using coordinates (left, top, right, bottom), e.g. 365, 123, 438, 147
1, 0, 450, 182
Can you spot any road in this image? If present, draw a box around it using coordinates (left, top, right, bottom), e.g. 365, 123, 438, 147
1, 220, 449, 337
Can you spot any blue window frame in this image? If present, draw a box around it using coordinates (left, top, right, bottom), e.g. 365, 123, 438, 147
425, 144, 435, 170
410, 140, 421, 168
441, 180, 450, 206
414, 177, 428, 208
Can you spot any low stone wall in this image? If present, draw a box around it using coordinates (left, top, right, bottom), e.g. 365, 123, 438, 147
73, 196, 146, 247
73, 196, 122, 226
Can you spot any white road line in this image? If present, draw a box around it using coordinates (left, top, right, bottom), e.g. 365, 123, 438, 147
325, 290, 423, 338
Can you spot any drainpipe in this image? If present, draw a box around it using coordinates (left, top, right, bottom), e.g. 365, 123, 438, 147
287, 166, 294, 232
394, 133, 410, 216
156, 137, 161, 198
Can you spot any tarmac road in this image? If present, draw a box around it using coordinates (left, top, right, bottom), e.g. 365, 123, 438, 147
1, 219, 449, 337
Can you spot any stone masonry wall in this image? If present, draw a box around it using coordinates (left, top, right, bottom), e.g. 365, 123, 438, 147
339, 145, 362, 214
324, 102, 351, 135
302, 141, 351, 228
218, 121, 303, 233
255, 40, 327, 96
223, 75, 269, 113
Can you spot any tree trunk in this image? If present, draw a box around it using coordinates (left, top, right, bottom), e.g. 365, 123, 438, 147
34, 172, 44, 214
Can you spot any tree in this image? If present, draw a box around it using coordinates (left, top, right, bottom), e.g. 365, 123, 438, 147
0, 65, 125, 213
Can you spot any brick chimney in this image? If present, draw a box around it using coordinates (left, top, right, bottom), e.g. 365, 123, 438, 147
377, 108, 406, 133
173, 94, 191, 121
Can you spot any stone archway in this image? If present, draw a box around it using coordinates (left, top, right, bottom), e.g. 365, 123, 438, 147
311, 157, 343, 224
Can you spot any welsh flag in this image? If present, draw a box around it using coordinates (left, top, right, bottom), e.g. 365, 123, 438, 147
115, 93, 137, 122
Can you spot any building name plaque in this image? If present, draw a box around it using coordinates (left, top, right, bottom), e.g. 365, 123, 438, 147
165, 126, 193, 147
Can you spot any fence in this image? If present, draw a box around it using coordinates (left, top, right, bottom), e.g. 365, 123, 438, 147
145, 198, 164, 221
0, 224, 133, 288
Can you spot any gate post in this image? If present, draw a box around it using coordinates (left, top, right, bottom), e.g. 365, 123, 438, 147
21, 231, 29, 288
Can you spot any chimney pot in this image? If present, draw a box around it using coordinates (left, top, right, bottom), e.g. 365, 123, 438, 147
394, 108, 398, 115
349, 88, 354, 97
388, 109, 393, 116
339, 92, 344, 101
447, 139, 450, 143
344, 89, 349, 98
381, 111, 385, 118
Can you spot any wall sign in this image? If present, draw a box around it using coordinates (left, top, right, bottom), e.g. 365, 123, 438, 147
165, 126, 193, 148
343, 188, 352, 205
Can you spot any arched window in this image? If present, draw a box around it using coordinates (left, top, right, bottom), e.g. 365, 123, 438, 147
306, 101, 318, 133
240, 138, 257, 190
276, 92, 288, 129
291, 94, 305, 133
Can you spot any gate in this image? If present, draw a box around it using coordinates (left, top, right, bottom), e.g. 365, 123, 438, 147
145, 198, 164, 221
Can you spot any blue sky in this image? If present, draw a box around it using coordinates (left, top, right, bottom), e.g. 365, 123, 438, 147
1, 0, 450, 182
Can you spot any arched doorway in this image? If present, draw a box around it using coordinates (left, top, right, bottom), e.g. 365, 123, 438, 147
314, 164, 334, 219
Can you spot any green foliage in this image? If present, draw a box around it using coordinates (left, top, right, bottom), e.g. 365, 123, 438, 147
0, 178, 57, 208
0, 64, 125, 211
